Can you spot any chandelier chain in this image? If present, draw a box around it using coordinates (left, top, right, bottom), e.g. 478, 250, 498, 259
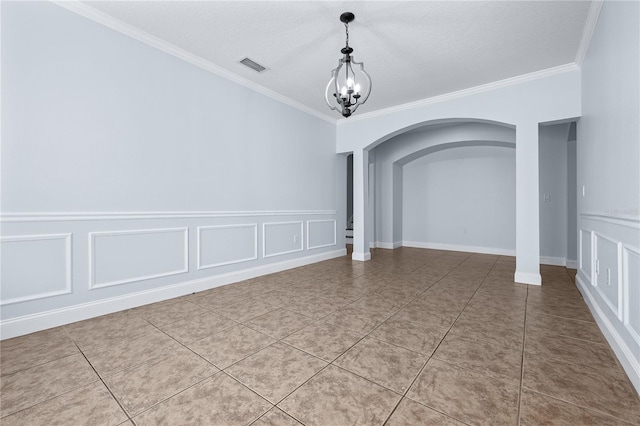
344, 22, 349, 48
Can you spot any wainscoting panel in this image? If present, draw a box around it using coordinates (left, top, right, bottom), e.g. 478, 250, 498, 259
0, 210, 342, 339
307, 219, 337, 250
594, 232, 622, 320
624, 246, 640, 347
197, 224, 257, 270
263, 221, 304, 258
0, 234, 72, 305
575, 213, 640, 393
89, 228, 189, 289
579, 228, 593, 280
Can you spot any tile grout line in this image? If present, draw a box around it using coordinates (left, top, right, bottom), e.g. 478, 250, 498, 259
380, 254, 497, 425
516, 280, 529, 425
73, 341, 134, 424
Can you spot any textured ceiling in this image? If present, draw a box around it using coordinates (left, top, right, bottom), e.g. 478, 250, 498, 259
82, 1, 592, 120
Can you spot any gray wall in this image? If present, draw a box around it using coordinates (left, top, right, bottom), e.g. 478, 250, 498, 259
538, 124, 570, 261
576, 1, 640, 391
402, 145, 516, 251
1, 2, 343, 337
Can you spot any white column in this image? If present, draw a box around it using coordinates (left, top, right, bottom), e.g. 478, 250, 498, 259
352, 149, 371, 261
515, 121, 542, 285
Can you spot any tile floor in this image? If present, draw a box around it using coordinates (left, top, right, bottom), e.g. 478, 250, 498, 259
2, 247, 640, 425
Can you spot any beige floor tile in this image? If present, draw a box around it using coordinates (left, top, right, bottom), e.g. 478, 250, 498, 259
0, 381, 126, 426
157, 311, 237, 344
245, 308, 314, 339
286, 294, 344, 319
408, 359, 519, 426
523, 356, 640, 423
526, 297, 595, 322
520, 388, 633, 426
64, 312, 157, 353
192, 289, 250, 310
104, 347, 217, 416
278, 365, 401, 426
348, 293, 406, 316
433, 334, 523, 385
525, 331, 620, 373
187, 325, 276, 369
525, 311, 605, 343
391, 303, 458, 330
334, 336, 427, 394
0, 353, 98, 417
226, 342, 327, 403
282, 322, 365, 362
254, 407, 302, 425
133, 373, 271, 426
386, 398, 466, 426
216, 298, 281, 323
84, 328, 183, 378
322, 306, 389, 334
0, 327, 78, 377
369, 317, 447, 356
448, 316, 524, 348
137, 301, 208, 328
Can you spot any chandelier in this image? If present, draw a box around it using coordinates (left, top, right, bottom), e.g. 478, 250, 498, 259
325, 12, 372, 118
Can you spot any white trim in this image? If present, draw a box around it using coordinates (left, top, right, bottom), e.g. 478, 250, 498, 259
593, 232, 623, 321
88, 227, 189, 289
51, 1, 336, 124
0, 248, 347, 340
514, 271, 542, 286
0, 234, 73, 305
580, 213, 640, 229
0, 210, 337, 223
306, 219, 337, 250
374, 241, 402, 250
566, 259, 578, 269
352, 251, 371, 261
575, 0, 604, 66
337, 63, 580, 124
623, 245, 640, 348
539, 256, 567, 267
576, 274, 640, 393
196, 224, 258, 270
402, 241, 515, 256
579, 228, 593, 280
262, 221, 304, 259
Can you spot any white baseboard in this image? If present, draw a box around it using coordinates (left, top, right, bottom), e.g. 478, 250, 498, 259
540, 256, 567, 266
374, 241, 402, 249
576, 274, 640, 393
514, 271, 542, 285
0, 249, 346, 340
566, 259, 578, 269
402, 241, 516, 256
352, 251, 371, 261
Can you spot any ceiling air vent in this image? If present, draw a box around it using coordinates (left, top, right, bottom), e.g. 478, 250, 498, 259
239, 57, 267, 73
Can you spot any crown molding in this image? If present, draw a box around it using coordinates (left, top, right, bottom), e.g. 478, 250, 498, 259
575, 0, 604, 66
51, 1, 337, 124
337, 63, 581, 125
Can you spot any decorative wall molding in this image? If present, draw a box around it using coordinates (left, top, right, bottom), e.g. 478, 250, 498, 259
579, 228, 593, 280
196, 224, 258, 270
575, 0, 604, 66
593, 231, 623, 321
88, 227, 189, 289
0, 248, 347, 340
263, 221, 304, 258
0, 234, 73, 305
337, 63, 580, 124
307, 219, 337, 250
577, 273, 640, 393
581, 212, 640, 229
0, 210, 337, 223
51, 1, 337, 124
623, 245, 640, 348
